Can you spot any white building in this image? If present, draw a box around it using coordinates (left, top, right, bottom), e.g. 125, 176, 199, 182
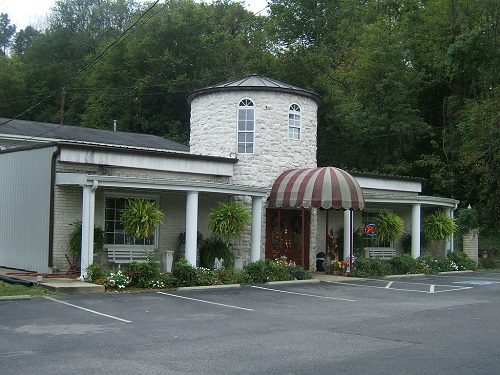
0, 75, 458, 275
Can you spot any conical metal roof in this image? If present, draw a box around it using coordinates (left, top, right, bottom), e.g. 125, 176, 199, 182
187, 75, 322, 104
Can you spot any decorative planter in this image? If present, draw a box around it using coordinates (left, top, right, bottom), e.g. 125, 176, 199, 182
161, 250, 174, 272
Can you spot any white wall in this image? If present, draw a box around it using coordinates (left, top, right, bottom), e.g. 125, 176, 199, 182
0, 147, 56, 272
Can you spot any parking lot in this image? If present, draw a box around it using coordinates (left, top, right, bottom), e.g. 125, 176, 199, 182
1, 272, 499, 375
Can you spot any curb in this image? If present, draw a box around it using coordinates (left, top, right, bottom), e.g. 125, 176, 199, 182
439, 270, 474, 275
265, 279, 320, 286
0, 295, 32, 301
177, 284, 241, 291
385, 273, 426, 279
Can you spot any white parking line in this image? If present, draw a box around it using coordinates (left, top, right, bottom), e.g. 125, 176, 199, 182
433, 275, 500, 282
385, 281, 393, 289
248, 285, 356, 302
157, 292, 254, 311
429, 285, 435, 293
326, 280, 473, 294
44, 297, 131, 323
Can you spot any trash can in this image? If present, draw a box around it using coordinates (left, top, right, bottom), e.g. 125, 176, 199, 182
316, 252, 326, 272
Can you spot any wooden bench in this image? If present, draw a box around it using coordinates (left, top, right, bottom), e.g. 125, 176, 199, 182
107, 248, 149, 266
365, 247, 397, 260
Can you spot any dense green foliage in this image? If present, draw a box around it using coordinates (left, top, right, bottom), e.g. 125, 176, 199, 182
68, 220, 105, 258
376, 212, 405, 243
208, 202, 251, 244
423, 210, 457, 241
120, 199, 163, 240
351, 251, 477, 277
0, 0, 498, 230
243, 258, 312, 282
199, 237, 234, 269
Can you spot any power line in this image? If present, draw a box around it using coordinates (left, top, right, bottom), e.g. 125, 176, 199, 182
0, 0, 161, 128
2, 1, 274, 148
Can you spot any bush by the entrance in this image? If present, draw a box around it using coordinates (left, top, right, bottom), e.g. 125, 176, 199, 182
350, 252, 477, 278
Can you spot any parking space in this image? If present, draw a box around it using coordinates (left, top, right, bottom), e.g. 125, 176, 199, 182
1, 272, 499, 374
326, 278, 473, 293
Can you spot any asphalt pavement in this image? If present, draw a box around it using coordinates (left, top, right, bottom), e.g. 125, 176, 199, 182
1, 271, 499, 374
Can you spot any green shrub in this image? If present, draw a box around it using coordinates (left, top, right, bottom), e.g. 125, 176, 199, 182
479, 257, 496, 270
417, 255, 441, 274
199, 237, 234, 269
86, 263, 105, 282
456, 207, 479, 234
447, 251, 476, 270
288, 265, 312, 280
351, 258, 391, 278
172, 258, 198, 287
389, 254, 420, 274
195, 267, 221, 286
217, 268, 252, 284
243, 258, 310, 283
126, 252, 162, 288
243, 260, 267, 282
434, 256, 456, 272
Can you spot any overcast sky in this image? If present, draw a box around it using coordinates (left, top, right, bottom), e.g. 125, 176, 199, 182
0, 0, 269, 31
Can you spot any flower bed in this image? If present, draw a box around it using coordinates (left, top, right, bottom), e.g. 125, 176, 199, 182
87, 255, 311, 291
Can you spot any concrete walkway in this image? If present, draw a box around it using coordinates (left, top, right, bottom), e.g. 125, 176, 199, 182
0, 267, 104, 294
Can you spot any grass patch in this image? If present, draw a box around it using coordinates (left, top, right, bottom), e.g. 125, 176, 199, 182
0, 281, 56, 297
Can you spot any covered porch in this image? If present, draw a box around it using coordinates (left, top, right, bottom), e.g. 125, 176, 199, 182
55, 173, 267, 278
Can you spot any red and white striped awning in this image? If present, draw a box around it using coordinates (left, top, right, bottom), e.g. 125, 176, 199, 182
268, 167, 365, 210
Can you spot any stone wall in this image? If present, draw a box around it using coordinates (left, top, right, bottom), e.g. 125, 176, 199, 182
463, 229, 479, 263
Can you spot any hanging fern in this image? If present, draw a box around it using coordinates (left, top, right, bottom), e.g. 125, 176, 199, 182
423, 211, 457, 240
208, 202, 251, 244
120, 199, 164, 240
376, 212, 405, 243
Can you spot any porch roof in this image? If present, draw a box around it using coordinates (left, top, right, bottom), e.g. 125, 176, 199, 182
55, 173, 268, 197
364, 193, 459, 208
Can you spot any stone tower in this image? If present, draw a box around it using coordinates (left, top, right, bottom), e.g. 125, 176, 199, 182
188, 75, 321, 187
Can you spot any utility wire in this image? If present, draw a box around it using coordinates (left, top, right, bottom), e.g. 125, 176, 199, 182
0, 0, 161, 127
1, 1, 273, 148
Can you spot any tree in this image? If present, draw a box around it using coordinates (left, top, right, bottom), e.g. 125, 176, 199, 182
12, 26, 41, 57
0, 13, 16, 55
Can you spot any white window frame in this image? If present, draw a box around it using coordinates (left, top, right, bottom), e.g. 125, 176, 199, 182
237, 98, 255, 154
103, 193, 160, 249
288, 103, 301, 140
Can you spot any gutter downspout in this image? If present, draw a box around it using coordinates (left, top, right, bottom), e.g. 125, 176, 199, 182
48, 146, 61, 268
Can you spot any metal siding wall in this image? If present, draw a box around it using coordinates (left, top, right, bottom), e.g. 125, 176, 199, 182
0, 147, 56, 272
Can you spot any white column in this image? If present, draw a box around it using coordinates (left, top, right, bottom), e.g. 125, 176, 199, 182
185, 191, 199, 267
80, 183, 96, 279
411, 203, 421, 259
444, 207, 452, 253
450, 208, 455, 253
343, 210, 351, 261
250, 196, 263, 262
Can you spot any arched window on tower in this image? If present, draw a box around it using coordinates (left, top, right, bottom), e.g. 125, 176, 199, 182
237, 98, 255, 153
289, 103, 301, 140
